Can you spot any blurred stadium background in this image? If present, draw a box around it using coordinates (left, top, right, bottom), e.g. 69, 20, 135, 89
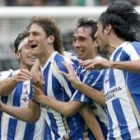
0, 0, 140, 71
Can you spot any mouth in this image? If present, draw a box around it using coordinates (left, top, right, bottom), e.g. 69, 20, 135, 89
76, 50, 85, 54
30, 56, 37, 59
30, 44, 37, 48
28, 55, 37, 60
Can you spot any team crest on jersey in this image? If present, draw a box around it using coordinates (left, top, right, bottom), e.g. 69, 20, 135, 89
24, 84, 28, 88
22, 96, 29, 102
23, 90, 28, 94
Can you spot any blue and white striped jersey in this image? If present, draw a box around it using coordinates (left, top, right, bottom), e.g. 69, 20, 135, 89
104, 41, 140, 139
71, 59, 108, 139
0, 69, 45, 140
31, 51, 94, 140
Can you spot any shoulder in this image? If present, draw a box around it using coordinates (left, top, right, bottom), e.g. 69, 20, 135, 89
0, 69, 19, 80
53, 53, 73, 72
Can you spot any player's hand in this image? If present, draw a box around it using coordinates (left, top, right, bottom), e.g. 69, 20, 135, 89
14, 69, 33, 83
59, 62, 79, 84
0, 101, 5, 110
32, 79, 45, 103
80, 57, 111, 70
31, 60, 44, 85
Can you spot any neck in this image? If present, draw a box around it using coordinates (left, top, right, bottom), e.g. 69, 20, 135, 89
109, 36, 126, 53
20, 63, 31, 70
92, 50, 98, 59
38, 49, 55, 67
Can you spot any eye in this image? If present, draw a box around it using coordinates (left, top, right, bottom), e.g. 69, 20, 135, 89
72, 37, 76, 42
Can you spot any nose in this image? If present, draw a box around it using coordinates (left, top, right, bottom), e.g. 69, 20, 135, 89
73, 40, 80, 48
28, 34, 34, 43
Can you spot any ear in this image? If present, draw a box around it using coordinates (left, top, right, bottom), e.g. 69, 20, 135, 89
15, 51, 21, 61
93, 39, 98, 48
104, 24, 112, 34
48, 35, 55, 43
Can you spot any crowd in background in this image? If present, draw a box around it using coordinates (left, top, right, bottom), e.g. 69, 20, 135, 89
0, 0, 140, 6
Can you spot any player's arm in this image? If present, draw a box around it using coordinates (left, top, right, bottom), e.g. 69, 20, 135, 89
0, 69, 32, 96
80, 58, 140, 74
79, 105, 105, 140
0, 100, 40, 122
108, 60, 140, 74
59, 62, 105, 105
33, 86, 83, 116
71, 80, 105, 105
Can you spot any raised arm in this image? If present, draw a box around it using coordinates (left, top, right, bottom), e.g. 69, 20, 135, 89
80, 57, 140, 74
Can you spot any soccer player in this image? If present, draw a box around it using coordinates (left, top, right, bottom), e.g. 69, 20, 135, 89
80, 2, 140, 139
0, 31, 45, 139
32, 18, 108, 139
0, 17, 96, 139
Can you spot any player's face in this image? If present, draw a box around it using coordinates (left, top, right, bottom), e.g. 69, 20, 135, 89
28, 23, 48, 58
95, 21, 110, 55
18, 43, 37, 69
72, 27, 98, 60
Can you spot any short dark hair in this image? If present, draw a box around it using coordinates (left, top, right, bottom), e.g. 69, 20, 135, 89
77, 18, 97, 41
27, 16, 63, 54
99, 2, 140, 41
14, 30, 28, 53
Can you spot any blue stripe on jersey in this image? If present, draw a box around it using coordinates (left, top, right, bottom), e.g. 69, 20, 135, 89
52, 74, 70, 101
62, 116, 95, 140
54, 54, 68, 73
13, 83, 23, 106
131, 41, 140, 57
44, 121, 52, 140
96, 116, 108, 139
72, 90, 92, 103
43, 62, 51, 95
23, 123, 35, 140
126, 73, 140, 94
7, 118, 18, 140
131, 94, 140, 118
109, 69, 116, 88
87, 70, 103, 90
1, 96, 8, 104
47, 112, 60, 140
120, 50, 131, 61
108, 112, 115, 140
112, 47, 123, 61
54, 54, 76, 94
113, 99, 131, 139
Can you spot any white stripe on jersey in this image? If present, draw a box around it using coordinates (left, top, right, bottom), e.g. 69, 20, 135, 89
91, 70, 104, 87
52, 60, 73, 98
122, 42, 140, 60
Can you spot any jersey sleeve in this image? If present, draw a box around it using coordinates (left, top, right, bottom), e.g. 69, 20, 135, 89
71, 70, 104, 104
120, 41, 140, 61
0, 69, 15, 82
